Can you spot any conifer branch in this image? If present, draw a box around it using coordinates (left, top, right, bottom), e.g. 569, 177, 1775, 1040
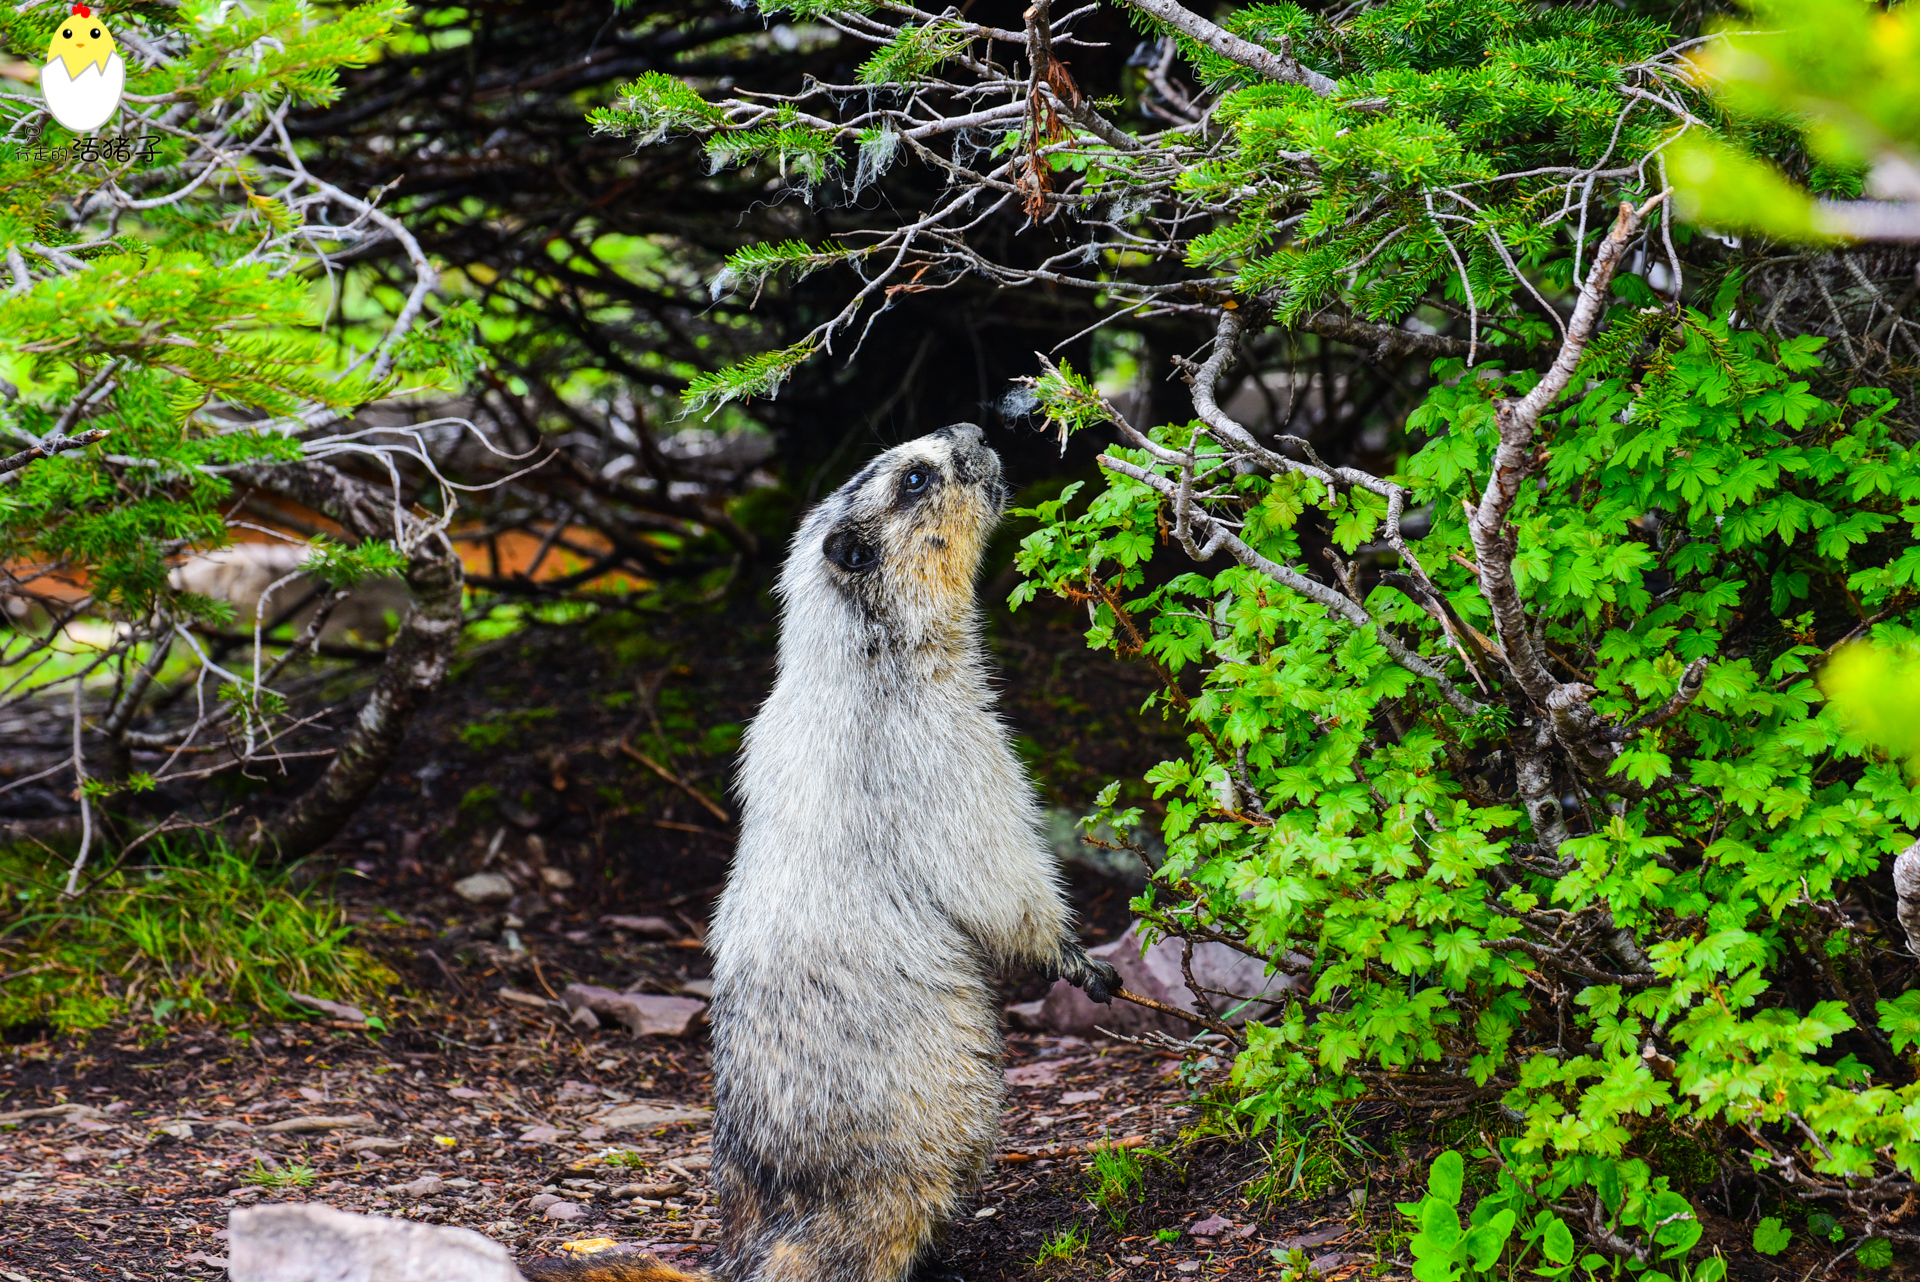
1110, 0, 1339, 95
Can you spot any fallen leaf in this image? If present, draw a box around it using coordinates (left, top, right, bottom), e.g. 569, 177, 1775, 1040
1004, 1057, 1083, 1086
288, 991, 367, 1024
1189, 1213, 1235, 1237
562, 1238, 618, 1255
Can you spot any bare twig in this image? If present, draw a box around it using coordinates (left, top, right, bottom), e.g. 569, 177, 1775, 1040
0, 428, 110, 479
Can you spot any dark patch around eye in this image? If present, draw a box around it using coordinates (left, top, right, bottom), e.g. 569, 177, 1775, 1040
823, 526, 878, 573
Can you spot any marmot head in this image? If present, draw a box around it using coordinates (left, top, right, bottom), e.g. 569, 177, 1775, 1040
781, 423, 1008, 662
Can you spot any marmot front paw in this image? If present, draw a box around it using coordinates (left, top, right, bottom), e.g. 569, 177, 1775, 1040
1061, 951, 1120, 1005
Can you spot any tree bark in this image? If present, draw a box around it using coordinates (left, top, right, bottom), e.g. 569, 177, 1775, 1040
241, 461, 465, 861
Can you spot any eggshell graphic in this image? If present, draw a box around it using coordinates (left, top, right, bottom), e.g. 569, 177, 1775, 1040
42, 54, 125, 132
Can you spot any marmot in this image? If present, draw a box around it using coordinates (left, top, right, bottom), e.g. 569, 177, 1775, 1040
525, 424, 1116, 1282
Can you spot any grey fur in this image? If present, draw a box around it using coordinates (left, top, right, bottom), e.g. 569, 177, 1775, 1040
706, 425, 1114, 1282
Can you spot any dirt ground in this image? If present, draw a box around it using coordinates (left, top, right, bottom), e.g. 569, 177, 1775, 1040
0, 592, 1903, 1282
0, 999, 1386, 1282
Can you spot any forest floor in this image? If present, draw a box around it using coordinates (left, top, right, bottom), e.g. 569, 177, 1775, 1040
0, 590, 1890, 1282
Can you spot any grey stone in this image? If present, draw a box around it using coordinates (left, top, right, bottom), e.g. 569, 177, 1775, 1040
542, 1201, 585, 1221
228, 1203, 521, 1282
527, 1194, 562, 1212
395, 1176, 444, 1198
345, 1138, 405, 1154
594, 1102, 712, 1131
560, 984, 706, 1037
1009, 923, 1298, 1038
452, 873, 515, 905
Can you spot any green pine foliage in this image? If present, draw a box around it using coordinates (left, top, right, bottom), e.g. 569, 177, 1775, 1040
857, 19, 973, 86
680, 337, 821, 417
0, 1, 433, 618
1178, 0, 1675, 329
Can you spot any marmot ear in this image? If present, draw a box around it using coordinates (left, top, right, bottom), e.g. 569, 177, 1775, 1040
823, 526, 877, 573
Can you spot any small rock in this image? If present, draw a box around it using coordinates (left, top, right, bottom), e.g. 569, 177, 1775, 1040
345, 1137, 406, 1154
601, 915, 678, 938
453, 873, 515, 905
610, 1183, 685, 1200
1125, 1256, 1147, 1266
594, 1102, 712, 1131
519, 1125, 569, 1144
104, 1101, 130, 1115
528, 1194, 564, 1212
562, 984, 706, 1037
539, 867, 576, 889
578, 1126, 608, 1141
680, 979, 715, 999
1175, 1262, 1201, 1274
396, 1176, 445, 1198
158, 1121, 195, 1140
973, 1206, 998, 1219
1019, 921, 1301, 1038
298, 1087, 329, 1103
570, 1004, 603, 1031
1061, 1089, 1103, 1105
443, 1178, 476, 1190
448, 1087, 489, 1101
543, 1201, 586, 1222
1189, 1213, 1234, 1237
229, 1203, 519, 1282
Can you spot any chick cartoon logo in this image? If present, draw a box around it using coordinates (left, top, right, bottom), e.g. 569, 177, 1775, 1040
41, 4, 125, 134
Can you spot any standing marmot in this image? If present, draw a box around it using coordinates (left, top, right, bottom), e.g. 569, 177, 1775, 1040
525, 424, 1115, 1282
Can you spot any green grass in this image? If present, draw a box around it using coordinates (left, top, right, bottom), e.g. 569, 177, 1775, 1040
1085, 1142, 1182, 1231
1030, 1223, 1088, 1268
1247, 1105, 1380, 1203
243, 1159, 317, 1189
0, 836, 394, 1034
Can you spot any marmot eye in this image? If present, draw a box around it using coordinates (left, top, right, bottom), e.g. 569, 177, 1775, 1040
904, 469, 929, 493
823, 528, 877, 573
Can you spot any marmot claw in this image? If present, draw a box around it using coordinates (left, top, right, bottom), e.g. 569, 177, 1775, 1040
1070, 955, 1119, 1005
